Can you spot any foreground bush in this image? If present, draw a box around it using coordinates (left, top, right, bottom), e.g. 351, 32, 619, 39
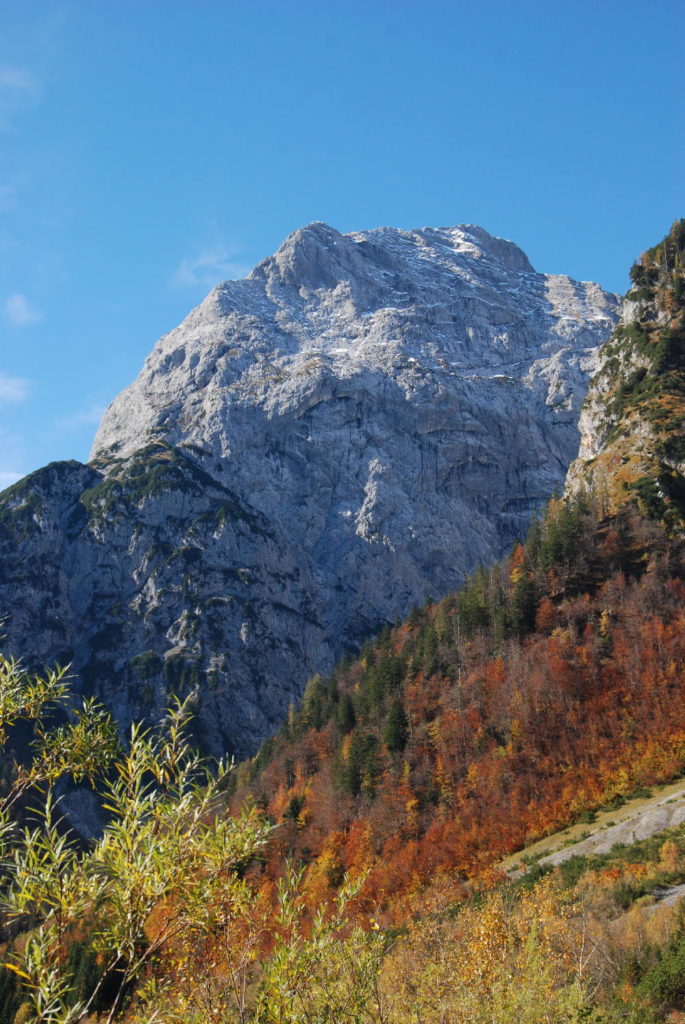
0, 656, 388, 1024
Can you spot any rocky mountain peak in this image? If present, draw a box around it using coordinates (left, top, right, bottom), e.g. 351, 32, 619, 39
3, 222, 619, 757
255, 220, 348, 289
91, 222, 618, 467
253, 221, 534, 294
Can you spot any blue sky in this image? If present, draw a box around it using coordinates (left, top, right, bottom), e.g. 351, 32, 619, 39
1, 0, 683, 487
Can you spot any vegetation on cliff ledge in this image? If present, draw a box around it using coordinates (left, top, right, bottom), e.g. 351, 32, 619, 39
581, 219, 685, 526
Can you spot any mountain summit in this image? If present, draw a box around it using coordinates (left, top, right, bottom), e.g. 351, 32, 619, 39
0, 223, 618, 756
93, 222, 614, 467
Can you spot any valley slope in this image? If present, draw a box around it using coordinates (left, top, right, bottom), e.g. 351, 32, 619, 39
231, 220, 685, 906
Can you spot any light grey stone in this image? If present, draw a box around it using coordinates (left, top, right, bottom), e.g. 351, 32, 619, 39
0, 223, 619, 757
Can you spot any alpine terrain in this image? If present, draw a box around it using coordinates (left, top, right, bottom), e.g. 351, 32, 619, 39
0, 222, 619, 757
0, 221, 683, 1024
231, 220, 685, 905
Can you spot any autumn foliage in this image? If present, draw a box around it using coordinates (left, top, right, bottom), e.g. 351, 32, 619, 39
232, 497, 685, 915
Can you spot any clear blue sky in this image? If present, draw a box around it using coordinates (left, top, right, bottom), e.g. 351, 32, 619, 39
1, 0, 683, 487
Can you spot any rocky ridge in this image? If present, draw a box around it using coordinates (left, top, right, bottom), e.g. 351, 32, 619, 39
0, 222, 619, 756
566, 219, 685, 525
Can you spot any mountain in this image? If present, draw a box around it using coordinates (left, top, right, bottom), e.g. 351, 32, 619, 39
0, 223, 618, 757
230, 221, 685, 907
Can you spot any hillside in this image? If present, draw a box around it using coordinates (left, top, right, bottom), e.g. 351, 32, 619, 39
501, 776, 685, 874
232, 498, 685, 910
231, 221, 685, 912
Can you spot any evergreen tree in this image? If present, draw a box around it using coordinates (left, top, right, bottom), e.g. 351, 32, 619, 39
383, 699, 409, 753
335, 692, 356, 734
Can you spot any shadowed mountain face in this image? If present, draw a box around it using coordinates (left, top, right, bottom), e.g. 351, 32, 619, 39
0, 223, 619, 757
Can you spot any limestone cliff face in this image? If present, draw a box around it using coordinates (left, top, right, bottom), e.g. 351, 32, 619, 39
0, 223, 619, 756
566, 220, 685, 526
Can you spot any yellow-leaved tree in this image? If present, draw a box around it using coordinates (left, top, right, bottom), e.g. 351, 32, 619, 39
0, 654, 389, 1024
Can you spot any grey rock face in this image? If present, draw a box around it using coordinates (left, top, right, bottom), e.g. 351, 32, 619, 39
565, 297, 647, 491
1, 223, 619, 757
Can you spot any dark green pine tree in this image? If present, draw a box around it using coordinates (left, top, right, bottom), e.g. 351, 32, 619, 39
335, 692, 356, 735
383, 698, 409, 753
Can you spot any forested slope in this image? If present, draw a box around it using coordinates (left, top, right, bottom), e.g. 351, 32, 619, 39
232, 498, 685, 910
232, 221, 685, 913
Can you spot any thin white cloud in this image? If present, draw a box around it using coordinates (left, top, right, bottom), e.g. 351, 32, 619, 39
0, 65, 40, 129
0, 67, 38, 93
3, 293, 41, 326
0, 372, 30, 403
172, 245, 251, 289
59, 401, 105, 429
